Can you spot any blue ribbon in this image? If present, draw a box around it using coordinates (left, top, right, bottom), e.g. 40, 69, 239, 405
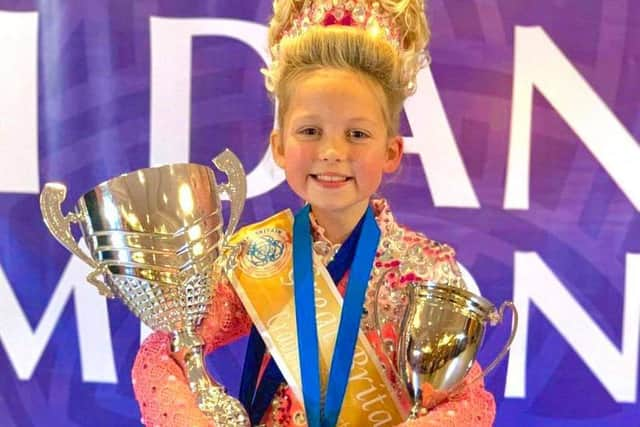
293, 204, 381, 427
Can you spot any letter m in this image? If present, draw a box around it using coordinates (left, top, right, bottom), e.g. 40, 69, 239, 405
0, 253, 117, 383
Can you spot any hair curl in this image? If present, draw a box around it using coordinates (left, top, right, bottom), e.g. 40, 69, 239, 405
264, 0, 430, 135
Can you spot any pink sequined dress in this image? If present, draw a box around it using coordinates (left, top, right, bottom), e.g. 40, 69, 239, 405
132, 199, 496, 426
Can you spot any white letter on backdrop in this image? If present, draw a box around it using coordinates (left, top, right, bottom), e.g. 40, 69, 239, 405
505, 26, 640, 210
0, 11, 39, 194
505, 252, 639, 402
149, 17, 284, 198
403, 67, 480, 208
0, 241, 117, 383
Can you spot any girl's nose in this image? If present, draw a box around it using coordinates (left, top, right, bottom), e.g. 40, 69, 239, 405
319, 135, 347, 162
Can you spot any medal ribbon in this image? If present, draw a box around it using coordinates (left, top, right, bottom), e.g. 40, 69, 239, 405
239, 212, 365, 424
293, 204, 381, 427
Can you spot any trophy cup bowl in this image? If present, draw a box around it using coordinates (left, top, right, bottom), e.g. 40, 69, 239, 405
40, 150, 250, 426
384, 281, 518, 419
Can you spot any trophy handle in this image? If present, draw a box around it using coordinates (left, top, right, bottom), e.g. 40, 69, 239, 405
465, 301, 519, 387
212, 149, 246, 240
40, 183, 114, 298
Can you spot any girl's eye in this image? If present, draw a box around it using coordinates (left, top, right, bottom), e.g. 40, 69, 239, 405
297, 127, 321, 137
348, 129, 370, 140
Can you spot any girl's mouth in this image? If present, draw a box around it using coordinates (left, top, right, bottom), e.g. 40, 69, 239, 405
311, 174, 351, 182
309, 174, 353, 187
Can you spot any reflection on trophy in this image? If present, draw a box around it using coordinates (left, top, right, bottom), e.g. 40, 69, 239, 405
40, 149, 250, 426
377, 281, 518, 420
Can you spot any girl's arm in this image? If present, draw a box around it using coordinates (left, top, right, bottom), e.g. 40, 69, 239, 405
131, 278, 253, 427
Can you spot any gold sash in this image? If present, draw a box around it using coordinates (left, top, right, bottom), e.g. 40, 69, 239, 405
228, 210, 407, 426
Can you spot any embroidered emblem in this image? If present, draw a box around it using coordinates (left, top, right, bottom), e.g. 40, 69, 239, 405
238, 227, 290, 278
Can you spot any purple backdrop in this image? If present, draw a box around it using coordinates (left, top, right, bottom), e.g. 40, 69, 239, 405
0, 1, 639, 426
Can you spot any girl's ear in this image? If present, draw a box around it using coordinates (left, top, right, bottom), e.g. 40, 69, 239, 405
383, 135, 403, 173
270, 130, 286, 169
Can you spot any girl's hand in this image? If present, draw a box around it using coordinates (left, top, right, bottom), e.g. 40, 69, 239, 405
132, 277, 252, 427
132, 331, 212, 427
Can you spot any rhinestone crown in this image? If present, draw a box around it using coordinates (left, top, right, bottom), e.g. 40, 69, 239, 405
277, 0, 402, 53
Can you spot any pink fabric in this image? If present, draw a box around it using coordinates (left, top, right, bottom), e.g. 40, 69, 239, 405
132, 200, 496, 426
132, 280, 251, 427
400, 363, 495, 427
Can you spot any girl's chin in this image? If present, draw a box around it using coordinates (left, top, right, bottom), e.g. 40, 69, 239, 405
308, 200, 370, 216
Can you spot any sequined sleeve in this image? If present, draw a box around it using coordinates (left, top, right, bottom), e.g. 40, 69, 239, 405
398, 363, 496, 427
131, 278, 252, 427
428, 240, 466, 289
393, 225, 466, 289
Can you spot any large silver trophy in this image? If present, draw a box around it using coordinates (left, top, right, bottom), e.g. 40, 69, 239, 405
40, 150, 250, 426
376, 280, 518, 419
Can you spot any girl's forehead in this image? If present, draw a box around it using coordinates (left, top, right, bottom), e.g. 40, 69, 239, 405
294, 68, 371, 88
286, 69, 387, 119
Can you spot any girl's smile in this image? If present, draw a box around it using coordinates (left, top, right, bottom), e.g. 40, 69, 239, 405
309, 172, 353, 188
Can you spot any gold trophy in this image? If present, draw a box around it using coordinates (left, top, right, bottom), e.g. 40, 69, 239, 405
376, 280, 518, 419
40, 149, 250, 426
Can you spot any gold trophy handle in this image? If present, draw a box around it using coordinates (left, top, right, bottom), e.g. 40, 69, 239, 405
40, 183, 114, 298
465, 301, 519, 387
212, 149, 246, 240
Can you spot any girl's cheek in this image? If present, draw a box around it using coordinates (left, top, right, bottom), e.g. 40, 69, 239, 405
290, 144, 314, 162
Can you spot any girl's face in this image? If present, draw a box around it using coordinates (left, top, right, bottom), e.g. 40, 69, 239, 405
271, 68, 403, 223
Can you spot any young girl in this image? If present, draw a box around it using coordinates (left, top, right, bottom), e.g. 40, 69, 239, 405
133, 1, 496, 425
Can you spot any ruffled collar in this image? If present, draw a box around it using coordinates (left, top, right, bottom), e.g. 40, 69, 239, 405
309, 209, 342, 265
308, 199, 396, 265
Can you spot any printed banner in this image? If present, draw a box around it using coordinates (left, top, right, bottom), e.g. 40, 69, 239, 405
0, 1, 638, 426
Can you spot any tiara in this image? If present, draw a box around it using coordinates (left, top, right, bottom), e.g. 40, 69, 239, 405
266, 0, 428, 96
275, 0, 402, 54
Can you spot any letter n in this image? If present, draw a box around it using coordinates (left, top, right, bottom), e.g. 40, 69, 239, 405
505, 252, 639, 402
504, 27, 640, 211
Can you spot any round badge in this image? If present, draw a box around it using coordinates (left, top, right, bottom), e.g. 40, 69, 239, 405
238, 227, 291, 278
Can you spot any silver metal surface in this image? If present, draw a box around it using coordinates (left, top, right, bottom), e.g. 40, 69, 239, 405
40, 150, 249, 425
392, 281, 518, 419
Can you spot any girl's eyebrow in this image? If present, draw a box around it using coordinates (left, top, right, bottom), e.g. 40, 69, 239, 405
291, 114, 376, 123
290, 113, 321, 122
347, 117, 376, 125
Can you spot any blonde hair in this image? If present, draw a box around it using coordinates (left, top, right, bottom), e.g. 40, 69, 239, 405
264, 0, 430, 136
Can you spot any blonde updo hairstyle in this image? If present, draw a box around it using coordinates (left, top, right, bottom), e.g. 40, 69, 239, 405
264, 0, 430, 136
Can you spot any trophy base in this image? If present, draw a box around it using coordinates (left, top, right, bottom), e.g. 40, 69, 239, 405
408, 401, 428, 419
171, 330, 250, 426
197, 384, 251, 426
